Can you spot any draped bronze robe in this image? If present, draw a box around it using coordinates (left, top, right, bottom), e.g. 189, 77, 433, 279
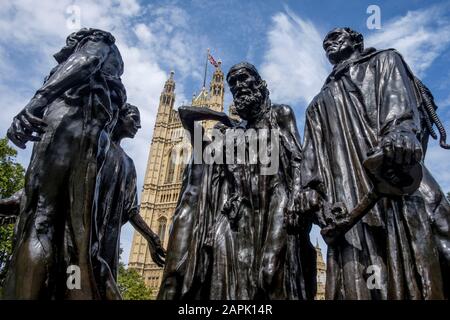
91, 142, 138, 299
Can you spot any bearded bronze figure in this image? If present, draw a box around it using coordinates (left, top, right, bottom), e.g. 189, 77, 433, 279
159, 62, 316, 300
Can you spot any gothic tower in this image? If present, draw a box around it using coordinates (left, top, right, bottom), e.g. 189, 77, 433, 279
191, 60, 225, 136
128, 63, 225, 296
315, 240, 327, 300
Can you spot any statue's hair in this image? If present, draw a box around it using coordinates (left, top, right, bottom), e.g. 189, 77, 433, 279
54, 28, 116, 64
324, 27, 364, 52
226, 62, 269, 100
120, 103, 140, 119
226, 62, 262, 83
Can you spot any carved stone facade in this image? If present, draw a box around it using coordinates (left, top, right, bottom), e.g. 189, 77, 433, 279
128, 65, 225, 296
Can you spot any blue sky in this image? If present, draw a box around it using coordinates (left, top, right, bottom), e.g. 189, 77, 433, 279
1, 0, 450, 264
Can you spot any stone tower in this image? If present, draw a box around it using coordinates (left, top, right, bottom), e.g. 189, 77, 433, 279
191, 60, 225, 136
128, 64, 225, 296
315, 239, 327, 300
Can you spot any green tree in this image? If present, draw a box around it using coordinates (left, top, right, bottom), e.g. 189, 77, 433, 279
0, 137, 25, 197
117, 264, 153, 300
117, 248, 153, 300
0, 136, 25, 296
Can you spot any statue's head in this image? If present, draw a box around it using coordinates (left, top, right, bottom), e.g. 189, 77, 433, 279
115, 103, 141, 140
323, 27, 364, 65
226, 62, 269, 121
54, 28, 124, 77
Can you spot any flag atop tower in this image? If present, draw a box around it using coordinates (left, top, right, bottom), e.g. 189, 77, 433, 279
208, 51, 219, 67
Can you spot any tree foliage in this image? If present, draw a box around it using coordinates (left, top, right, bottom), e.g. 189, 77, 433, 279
0, 137, 25, 198
0, 136, 25, 295
117, 263, 153, 300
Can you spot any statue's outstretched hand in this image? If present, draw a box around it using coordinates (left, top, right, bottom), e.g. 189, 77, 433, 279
319, 202, 350, 246
7, 107, 47, 149
221, 194, 248, 231
285, 190, 321, 234
146, 232, 166, 267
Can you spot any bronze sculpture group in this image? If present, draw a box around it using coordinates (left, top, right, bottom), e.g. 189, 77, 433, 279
1, 26, 449, 300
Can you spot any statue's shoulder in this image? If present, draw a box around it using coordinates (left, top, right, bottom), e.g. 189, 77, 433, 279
367, 48, 405, 65
271, 104, 298, 129
304, 93, 322, 115
271, 103, 295, 119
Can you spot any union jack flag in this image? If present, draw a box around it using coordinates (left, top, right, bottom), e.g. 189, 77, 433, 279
208, 52, 219, 67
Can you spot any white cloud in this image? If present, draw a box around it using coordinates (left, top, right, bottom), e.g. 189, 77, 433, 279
260, 8, 330, 109
134, 23, 155, 44
117, 0, 140, 16
366, 5, 450, 77
134, 5, 208, 82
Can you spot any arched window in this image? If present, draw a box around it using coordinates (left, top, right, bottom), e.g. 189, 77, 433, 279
177, 149, 185, 182
157, 217, 167, 245
165, 150, 176, 184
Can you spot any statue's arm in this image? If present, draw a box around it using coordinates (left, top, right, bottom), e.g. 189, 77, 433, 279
275, 105, 306, 232
275, 104, 302, 195
129, 213, 166, 267
178, 106, 234, 144
30, 40, 111, 116
0, 189, 23, 217
296, 104, 328, 229
377, 50, 423, 166
7, 40, 111, 148
122, 162, 165, 266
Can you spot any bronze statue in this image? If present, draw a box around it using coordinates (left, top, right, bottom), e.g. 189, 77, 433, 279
4, 28, 127, 299
91, 103, 166, 299
159, 63, 316, 300
158, 106, 235, 300
297, 27, 450, 299
2, 102, 166, 299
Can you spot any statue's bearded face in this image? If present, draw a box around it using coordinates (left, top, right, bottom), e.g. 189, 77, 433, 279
323, 29, 358, 65
228, 68, 265, 121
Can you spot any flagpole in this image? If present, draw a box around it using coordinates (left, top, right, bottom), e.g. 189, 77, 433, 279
202, 48, 209, 89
